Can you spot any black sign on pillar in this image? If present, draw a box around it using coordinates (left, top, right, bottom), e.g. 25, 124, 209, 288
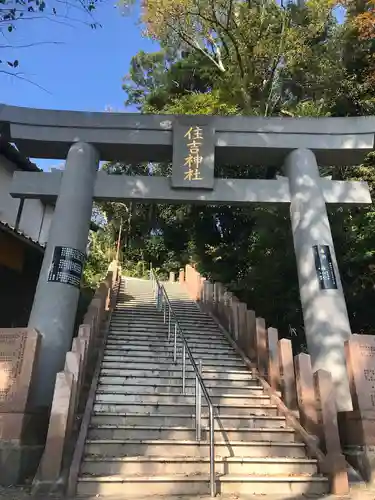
48, 246, 86, 289
171, 118, 215, 190
312, 245, 338, 290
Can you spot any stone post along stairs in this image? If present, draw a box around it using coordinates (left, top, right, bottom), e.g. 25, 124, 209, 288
76, 276, 329, 497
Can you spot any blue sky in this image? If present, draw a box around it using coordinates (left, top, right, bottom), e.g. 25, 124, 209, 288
1, 1, 345, 170
1, 2, 156, 112
1, 1, 157, 169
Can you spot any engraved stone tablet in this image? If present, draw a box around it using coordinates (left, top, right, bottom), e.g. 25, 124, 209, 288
0, 328, 40, 412
345, 334, 375, 412
171, 117, 215, 190
48, 246, 86, 289
313, 245, 338, 290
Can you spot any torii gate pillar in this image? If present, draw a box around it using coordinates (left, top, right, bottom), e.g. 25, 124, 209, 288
285, 148, 352, 412
28, 142, 99, 408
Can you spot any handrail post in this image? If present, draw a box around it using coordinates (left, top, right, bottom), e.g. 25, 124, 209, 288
168, 307, 171, 339
196, 359, 202, 441
182, 343, 186, 394
173, 323, 177, 364
195, 373, 199, 441
209, 404, 216, 497
151, 269, 215, 495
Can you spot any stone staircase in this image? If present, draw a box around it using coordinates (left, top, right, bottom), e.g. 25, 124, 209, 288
76, 277, 329, 497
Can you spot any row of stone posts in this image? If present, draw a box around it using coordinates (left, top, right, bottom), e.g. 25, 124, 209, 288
179, 263, 373, 495
32, 260, 121, 491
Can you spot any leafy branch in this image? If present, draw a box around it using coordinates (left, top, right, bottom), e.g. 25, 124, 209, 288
0, 0, 101, 83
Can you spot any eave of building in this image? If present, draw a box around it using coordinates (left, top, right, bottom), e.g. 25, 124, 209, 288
0, 138, 40, 172
0, 220, 45, 252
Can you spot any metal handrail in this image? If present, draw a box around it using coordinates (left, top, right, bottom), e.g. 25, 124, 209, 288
150, 269, 216, 497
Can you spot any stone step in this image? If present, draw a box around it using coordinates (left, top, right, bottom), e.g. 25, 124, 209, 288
98, 376, 258, 388
93, 402, 279, 417
103, 350, 240, 363
87, 425, 296, 442
94, 392, 271, 407
81, 455, 318, 477
115, 300, 199, 308
76, 473, 328, 497
111, 315, 217, 326
117, 295, 155, 299
101, 356, 245, 368
108, 332, 228, 343
114, 306, 209, 315
169, 302, 204, 306
104, 343, 236, 355
106, 335, 229, 345
169, 305, 205, 310
111, 316, 167, 322
115, 304, 157, 308
97, 383, 264, 397
105, 336, 231, 347
172, 334, 229, 343
105, 341, 234, 352
101, 361, 246, 373
120, 296, 156, 300
170, 311, 215, 318
90, 412, 287, 429
108, 332, 168, 340
99, 368, 254, 381
110, 316, 217, 325
103, 351, 241, 363
117, 297, 156, 301
117, 293, 155, 296
119, 286, 150, 291
108, 332, 226, 343
105, 341, 233, 354
84, 439, 308, 458
115, 300, 157, 305
109, 323, 224, 335
112, 310, 210, 319
140, 326, 218, 336
167, 301, 202, 308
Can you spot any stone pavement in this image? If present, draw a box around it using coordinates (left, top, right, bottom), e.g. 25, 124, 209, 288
1, 486, 375, 500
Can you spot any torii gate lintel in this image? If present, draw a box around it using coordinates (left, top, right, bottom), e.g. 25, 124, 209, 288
10, 171, 372, 206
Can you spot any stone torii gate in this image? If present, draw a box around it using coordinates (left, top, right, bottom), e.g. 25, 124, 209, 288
1, 105, 374, 414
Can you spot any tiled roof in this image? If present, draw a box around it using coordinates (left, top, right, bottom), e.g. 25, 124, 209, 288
0, 140, 40, 172
0, 219, 45, 251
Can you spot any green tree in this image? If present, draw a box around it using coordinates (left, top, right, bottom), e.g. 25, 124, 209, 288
122, 0, 344, 115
